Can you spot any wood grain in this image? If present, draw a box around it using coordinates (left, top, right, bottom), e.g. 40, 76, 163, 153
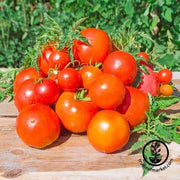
0, 73, 179, 179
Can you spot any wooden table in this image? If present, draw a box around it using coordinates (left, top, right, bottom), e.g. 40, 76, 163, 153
0, 76, 180, 180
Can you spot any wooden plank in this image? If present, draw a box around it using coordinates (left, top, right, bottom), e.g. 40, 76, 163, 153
0, 117, 180, 179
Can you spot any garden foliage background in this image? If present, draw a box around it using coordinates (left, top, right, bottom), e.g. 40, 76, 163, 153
0, 0, 180, 70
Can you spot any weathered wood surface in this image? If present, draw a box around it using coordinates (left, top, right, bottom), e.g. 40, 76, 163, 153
0, 75, 180, 180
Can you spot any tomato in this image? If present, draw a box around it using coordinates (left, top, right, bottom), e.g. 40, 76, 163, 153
49, 50, 70, 70
137, 52, 148, 62
16, 104, 60, 148
38, 46, 55, 75
89, 74, 125, 109
34, 79, 60, 105
13, 67, 39, 94
160, 84, 173, 96
103, 51, 137, 85
79, 66, 103, 89
116, 86, 149, 129
73, 28, 111, 64
14, 79, 35, 111
137, 65, 159, 96
57, 68, 82, 92
87, 110, 130, 153
157, 69, 172, 84
55, 92, 98, 133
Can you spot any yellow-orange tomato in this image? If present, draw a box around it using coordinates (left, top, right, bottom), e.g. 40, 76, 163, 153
79, 66, 103, 89
87, 110, 130, 153
160, 84, 173, 96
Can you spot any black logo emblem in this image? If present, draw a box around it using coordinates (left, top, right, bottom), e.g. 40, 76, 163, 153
142, 140, 169, 166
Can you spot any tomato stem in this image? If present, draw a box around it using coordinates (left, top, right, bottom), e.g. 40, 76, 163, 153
74, 89, 91, 101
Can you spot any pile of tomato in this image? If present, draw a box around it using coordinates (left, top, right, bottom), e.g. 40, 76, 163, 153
14, 28, 173, 153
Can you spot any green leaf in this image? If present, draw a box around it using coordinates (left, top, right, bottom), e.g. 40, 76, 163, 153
156, 124, 173, 143
129, 140, 147, 154
140, 65, 149, 75
124, 0, 134, 17
150, 16, 158, 31
131, 123, 146, 134
155, 96, 180, 109
162, 7, 173, 22
142, 159, 153, 176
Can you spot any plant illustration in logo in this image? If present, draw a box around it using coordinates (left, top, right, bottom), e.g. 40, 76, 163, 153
149, 141, 162, 164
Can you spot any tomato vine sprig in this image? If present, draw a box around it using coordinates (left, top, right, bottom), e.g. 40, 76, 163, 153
129, 94, 180, 176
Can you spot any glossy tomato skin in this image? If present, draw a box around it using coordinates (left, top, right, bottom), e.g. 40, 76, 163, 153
89, 74, 125, 109
13, 67, 39, 94
34, 79, 61, 105
137, 52, 149, 62
57, 68, 82, 92
73, 28, 111, 64
137, 65, 159, 96
160, 84, 173, 96
116, 86, 149, 129
38, 46, 55, 75
103, 51, 137, 85
49, 50, 70, 70
87, 110, 130, 153
79, 66, 103, 89
157, 69, 172, 84
55, 92, 98, 133
14, 79, 35, 111
16, 104, 60, 148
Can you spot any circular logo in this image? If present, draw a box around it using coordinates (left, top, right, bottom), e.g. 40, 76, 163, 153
142, 140, 169, 166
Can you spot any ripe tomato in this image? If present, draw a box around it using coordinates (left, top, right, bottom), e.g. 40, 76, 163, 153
55, 92, 98, 133
16, 104, 60, 148
79, 66, 103, 89
57, 68, 82, 92
116, 86, 149, 129
89, 74, 125, 109
13, 67, 39, 94
137, 52, 148, 62
157, 69, 172, 84
14, 79, 35, 111
160, 84, 173, 96
87, 110, 130, 153
73, 28, 111, 64
137, 65, 159, 96
34, 79, 61, 105
38, 46, 55, 75
49, 50, 70, 70
103, 51, 137, 85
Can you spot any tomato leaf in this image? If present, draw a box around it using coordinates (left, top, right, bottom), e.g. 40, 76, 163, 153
129, 140, 147, 155
154, 96, 180, 109
132, 69, 143, 87
131, 124, 146, 134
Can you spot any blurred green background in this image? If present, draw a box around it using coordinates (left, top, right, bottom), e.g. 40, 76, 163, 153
0, 0, 180, 70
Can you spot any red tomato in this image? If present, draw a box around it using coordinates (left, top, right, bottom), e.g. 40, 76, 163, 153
13, 67, 39, 94
89, 74, 125, 109
137, 52, 149, 62
103, 51, 137, 85
34, 79, 61, 105
116, 86, 149, 129
55, 92, 98, 133
73, 28, 111, 64
137, 65, 159, 96
14, 79, 35, 111
57, 68, 82, 92
160, 84, 173, 96
49, 50, 70, 70
157, 69, 172, 84
38, 46, 55, 75
87, 110, 130, 153
79, 66, 103, 89
16, 104, 60, 148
